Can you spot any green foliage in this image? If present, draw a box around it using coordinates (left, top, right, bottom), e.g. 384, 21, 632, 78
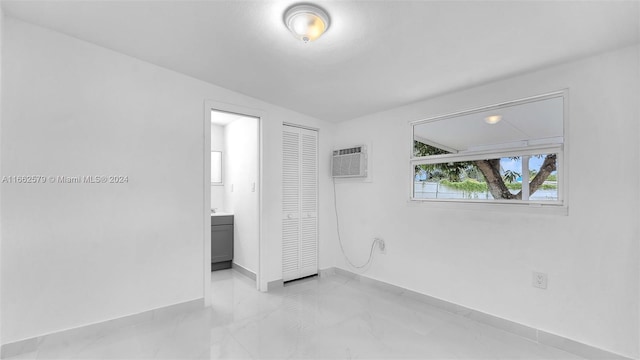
413, 141, 449, 157
505, 183, 521, 190
504, 182, 557, 190
414, 141, 476, 182
502, 170, 521, 183
440, 179, 557, 193
440, 179, 487, 193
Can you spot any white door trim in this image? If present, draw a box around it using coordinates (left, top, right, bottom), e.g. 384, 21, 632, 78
203, 100, 266, 305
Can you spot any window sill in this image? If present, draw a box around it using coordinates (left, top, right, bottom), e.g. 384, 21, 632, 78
407, 198, 568, 216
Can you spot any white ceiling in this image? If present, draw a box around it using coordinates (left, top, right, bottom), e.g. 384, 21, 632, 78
2, 1, 638, 122
414, 96, 564, 152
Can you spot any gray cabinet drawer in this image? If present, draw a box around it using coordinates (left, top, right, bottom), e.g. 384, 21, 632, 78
211, 215, 234, 226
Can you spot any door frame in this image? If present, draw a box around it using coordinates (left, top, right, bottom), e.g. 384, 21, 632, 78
203, 100, 265, 306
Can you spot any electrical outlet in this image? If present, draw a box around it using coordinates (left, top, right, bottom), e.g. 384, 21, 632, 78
532, 271, 547, 289
375, 237, 386, 254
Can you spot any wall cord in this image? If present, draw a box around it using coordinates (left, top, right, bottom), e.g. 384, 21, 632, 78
332, 178, 379, 269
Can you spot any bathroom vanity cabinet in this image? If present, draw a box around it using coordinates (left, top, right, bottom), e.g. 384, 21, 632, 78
211, 214, 233, 271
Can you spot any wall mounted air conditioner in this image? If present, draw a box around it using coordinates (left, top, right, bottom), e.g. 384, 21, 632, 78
332, 145, 367, 178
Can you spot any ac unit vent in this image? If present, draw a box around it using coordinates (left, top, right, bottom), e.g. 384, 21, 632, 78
332, 145, 367, 178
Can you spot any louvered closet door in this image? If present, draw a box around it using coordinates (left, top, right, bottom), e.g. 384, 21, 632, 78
282, 127, 300, 281
282, 125, 318, 282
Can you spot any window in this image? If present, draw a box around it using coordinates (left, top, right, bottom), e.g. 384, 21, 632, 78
211, 151, 223, 185
411, 92, 565, 206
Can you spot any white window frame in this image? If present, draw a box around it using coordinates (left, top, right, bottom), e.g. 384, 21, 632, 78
409, 90, 568, 211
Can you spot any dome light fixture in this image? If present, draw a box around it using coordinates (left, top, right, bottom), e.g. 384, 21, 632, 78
484, 115, 502, 125
284, 4, 330, 43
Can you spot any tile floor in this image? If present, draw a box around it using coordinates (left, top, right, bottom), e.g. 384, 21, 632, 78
7, 269, 583, 359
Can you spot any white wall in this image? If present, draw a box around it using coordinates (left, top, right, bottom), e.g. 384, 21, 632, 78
224, 116, 259, 273
210, 123, 225, 211
333, 45, 639, 358
0, 17, 335, 344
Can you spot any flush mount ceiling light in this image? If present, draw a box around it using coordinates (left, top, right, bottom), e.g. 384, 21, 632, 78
484, 115, 502, 125
284, 4, 330, 43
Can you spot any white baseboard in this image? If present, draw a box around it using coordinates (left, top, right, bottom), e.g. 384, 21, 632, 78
232, 262, 256, 281
267, 278, 284, 290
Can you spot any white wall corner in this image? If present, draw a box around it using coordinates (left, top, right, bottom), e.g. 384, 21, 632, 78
0, 3, 5, 346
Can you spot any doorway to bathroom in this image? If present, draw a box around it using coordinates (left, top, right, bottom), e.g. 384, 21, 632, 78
204, 102, 263, 303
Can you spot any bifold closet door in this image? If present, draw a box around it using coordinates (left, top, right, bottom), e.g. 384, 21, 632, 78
282, 125, 318, 282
